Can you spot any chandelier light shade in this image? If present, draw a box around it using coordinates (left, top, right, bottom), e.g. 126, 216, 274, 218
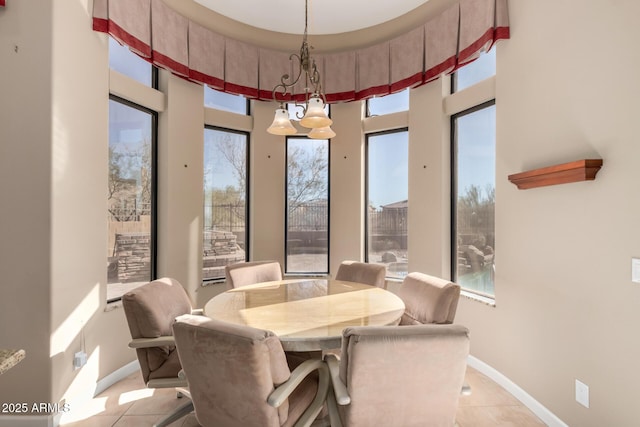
308, 126, 336, 139
267, 108, 298, 135
266, 0, 336, 139
299, 96, 332, 128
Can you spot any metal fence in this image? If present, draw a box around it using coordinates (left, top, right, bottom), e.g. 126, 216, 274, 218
204, 203, 246, 233
456, 205, 495, 247
369, 207, 407, 236
288, 203, 328, 231
109, 201, 415, 239
108, 201, 151, 222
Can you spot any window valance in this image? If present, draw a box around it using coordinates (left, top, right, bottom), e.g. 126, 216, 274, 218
92, 0, 509, 102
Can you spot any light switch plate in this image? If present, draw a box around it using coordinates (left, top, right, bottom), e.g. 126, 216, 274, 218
575, 379, 589, 408
632, 258, 640, 283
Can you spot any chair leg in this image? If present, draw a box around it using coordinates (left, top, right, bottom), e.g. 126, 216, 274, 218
325, 386, 343, 427
152, 399, 194, 427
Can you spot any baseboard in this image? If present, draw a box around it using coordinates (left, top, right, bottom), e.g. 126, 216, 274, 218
94, 360, 140, 397
467, 355, 568, 427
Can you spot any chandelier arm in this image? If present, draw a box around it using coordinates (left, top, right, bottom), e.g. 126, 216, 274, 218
272, 52, 307, 104
268, 0, 333, 138
284, 53, 304, 88
294, 103, 306, 120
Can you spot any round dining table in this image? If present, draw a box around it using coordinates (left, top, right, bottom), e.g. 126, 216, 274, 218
204, 278, 406, 351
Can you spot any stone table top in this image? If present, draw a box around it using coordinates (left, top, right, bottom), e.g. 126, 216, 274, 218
0, 349, 26, 375
204, 278, 405, 351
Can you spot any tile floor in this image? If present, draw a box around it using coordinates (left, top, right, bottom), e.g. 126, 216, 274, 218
59, 366, 546, 427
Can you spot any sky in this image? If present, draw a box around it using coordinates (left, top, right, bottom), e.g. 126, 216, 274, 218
368, 130, 409, 208
456, 104, 496, 198
203, 128, 246, 191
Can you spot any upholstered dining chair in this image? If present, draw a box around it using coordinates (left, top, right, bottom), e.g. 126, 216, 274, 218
121, 277, 200, 427
225, 260, 283, 288
324, 324, 470, 427
172, 314, 330, 427
334, 261, 386, 288
396, 272, 461, 325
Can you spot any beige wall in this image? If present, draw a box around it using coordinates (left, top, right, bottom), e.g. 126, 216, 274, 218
454, 1, 640, 426
329, 101, 366, 275
2, 0, 640, 425
0, 0, 54, 410
0, 0, 135, 420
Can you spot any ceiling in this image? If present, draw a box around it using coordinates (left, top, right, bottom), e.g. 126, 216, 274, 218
193, 0, 431, 35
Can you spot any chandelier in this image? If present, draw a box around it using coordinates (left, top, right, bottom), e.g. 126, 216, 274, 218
266, 0, 335, 139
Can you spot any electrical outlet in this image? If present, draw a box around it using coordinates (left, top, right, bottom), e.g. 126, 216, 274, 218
73, 351, 87, 369
632, 258, 640, 283
575, 379, 589, 408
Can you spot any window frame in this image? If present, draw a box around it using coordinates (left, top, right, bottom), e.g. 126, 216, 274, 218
108, 36, 158, 89
364, 127, 410, 278
365, 89, 410, 117
284, 135, 331, 275
107, 94, 158, 303
204, 86, 250, 115
451, 48, 496, 93
450, 99, 496, 299
202, 125, 251, 283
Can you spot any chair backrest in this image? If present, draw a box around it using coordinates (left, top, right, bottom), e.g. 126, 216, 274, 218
172, 314, 297, 427
122, 277, 193, 383
396, 272, 461, 325
338, 324, 469, 427
335, 261, 386, 288
225, 260, 283, 288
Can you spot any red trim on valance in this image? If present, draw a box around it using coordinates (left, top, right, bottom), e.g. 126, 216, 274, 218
495, 26, 510, 40
224, 82, 259, 99
152, 51, 189, 77
390, 73, 423, 93
93, 0, 510, 102
325, 91, 357, 104
108, 20, 151, 58
356, 84, 391, 101
458, 27, 494, 64
424, 56, 457, 84
260, 89, 297, 102
93, 17, 109, 32
188, 70, 224, 91
0, 1, 6, 8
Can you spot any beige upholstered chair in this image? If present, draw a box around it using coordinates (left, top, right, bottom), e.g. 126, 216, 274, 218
396, 272, 461, 325
225, 260, 283, 288
121, 277, 199, 427
334, 261, 386, 288
172, 314, 330, 427
325, 324, 470, 427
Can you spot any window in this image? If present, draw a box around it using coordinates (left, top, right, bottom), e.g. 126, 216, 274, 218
204, 86, 249, 115
452, 101, 496, 297
107, 97, 157, 302
286, 137, 330, 274
366, 89, 409, 117
366, 129, 409, 279
203, 127, 249, 281
108, 36, 156, 87
453, 48, 496, 92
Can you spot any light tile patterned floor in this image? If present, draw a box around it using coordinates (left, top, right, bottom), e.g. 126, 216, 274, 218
59, 366, 545, 427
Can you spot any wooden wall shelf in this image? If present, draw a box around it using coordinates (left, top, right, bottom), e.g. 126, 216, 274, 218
508, 159, 603, 190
